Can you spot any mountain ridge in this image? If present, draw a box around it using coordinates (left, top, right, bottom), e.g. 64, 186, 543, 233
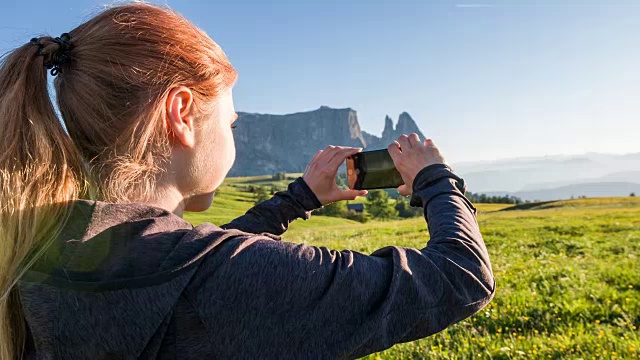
229, 106, 424, 176
228, 105, 639, 201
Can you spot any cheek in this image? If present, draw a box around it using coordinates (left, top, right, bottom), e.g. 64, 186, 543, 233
228, 132, 236, 160
205, 125, 235, 165
210, 129, 235, 173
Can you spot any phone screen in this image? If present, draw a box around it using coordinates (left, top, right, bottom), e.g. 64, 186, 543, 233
348, 149, 404, 190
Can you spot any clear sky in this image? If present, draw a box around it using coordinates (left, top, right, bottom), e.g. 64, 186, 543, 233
2, 0, 639, 164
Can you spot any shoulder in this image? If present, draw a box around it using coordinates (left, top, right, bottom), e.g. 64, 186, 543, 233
22, 200, 259, 291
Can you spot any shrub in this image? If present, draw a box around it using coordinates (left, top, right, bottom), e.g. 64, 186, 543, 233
254, 186, 270, 204
341, 210, 369, 223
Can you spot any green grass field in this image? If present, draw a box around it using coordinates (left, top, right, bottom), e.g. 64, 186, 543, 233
184, 176, 640, 359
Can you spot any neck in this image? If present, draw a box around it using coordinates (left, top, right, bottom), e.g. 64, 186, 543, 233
145, 185, 187, 217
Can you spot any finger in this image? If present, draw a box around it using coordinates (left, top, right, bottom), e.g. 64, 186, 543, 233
318, 145, 341, 163
304, 150, 323, 174
309, 149, 323, 165
327, 147, 361, 171
397, 134, 411, 149
408, 133, 421, 147
322, 145, 347, 163
324, 145, 339, 153
338, 189, 368, 201
387, 141, 402, 163
397, 184, 411, 197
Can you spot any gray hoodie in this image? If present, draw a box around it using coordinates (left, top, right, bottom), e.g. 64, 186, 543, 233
18, 165, 495, 359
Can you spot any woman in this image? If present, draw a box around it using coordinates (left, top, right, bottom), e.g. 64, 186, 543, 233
0, 3, 494, 359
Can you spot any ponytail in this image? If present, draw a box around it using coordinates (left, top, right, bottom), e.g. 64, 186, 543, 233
0, 37, 90, 359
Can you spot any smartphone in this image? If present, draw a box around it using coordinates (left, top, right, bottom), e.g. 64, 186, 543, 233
346, 149, 404, 190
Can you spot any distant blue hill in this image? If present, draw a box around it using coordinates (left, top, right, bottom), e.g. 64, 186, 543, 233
454, 152, 640, 197
484, 182, 640, 202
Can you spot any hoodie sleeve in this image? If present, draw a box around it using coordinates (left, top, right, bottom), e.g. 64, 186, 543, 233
186, 166, 495, 359
220, 177, 323, 235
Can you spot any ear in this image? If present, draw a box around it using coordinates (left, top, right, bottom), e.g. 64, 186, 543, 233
166, 86, 196, 148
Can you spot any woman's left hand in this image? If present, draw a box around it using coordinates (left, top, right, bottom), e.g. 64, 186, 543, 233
303, 146, 368, 206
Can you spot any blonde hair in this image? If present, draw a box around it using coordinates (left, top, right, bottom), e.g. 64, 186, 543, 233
0, 3, 237, 358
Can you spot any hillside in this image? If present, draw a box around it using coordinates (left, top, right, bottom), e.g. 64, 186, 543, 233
502, 196, 640, 211
185, 174, 514, 226
185, 175, 640, 226
185, 173, 361, 227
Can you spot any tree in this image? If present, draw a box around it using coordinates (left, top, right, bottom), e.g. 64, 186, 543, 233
314, 201, 345, 217
335, 172, 348, 189
394, 196, 422, 218
272, 172, 286, 181
366, 190, 398, 219
465, 191, 523, 204
631, 192, 636, 197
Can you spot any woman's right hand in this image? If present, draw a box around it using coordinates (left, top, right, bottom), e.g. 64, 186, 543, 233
387, 133, 447, 196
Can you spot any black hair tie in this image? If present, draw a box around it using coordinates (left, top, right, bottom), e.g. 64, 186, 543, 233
30, 33, 73, 76
29, 37, 43, 53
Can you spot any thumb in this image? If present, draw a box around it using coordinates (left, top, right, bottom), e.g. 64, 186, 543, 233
339, 189, 368, 201
397, 184, 411, 197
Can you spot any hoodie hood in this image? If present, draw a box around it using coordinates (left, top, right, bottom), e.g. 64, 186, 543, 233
18, 200, 246, 358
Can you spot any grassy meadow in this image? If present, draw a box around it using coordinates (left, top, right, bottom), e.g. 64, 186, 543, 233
184, 175, 640, 359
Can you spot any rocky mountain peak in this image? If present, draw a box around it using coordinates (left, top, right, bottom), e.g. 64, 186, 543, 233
396, 112, 424, 139
381, 115, 395, 142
